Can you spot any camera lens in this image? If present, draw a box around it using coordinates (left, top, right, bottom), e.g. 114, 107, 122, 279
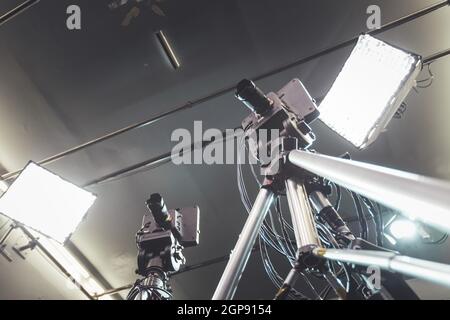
147, 193, 170, 227
236, 79, 272, 116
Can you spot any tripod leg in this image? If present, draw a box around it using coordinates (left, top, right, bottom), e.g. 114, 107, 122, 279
275, 179, 322, 300
309, 190, 355, 243
285, 178, 320, 249
212, 186, 275, 300
274, 266, 301, 300
323, 270, 347, 300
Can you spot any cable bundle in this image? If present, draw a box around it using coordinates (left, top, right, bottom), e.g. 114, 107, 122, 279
236, 134, 388, 299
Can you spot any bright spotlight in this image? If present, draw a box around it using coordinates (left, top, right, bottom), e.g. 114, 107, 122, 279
389, 219, 417, 240
0, 162, 97, 243
319, 34, 422, 149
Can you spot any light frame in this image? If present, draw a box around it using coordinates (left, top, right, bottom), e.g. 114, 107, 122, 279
319, 34, 422, 149
0, 161, 96, 244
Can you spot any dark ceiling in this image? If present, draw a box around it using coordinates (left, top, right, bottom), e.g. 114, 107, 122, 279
1, 0, 450, 299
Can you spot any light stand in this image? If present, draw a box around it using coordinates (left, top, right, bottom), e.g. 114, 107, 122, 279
213, 184, 274, 300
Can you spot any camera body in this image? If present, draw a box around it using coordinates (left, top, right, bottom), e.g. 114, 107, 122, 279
239, 79, 320, 166
129, 194, 200, 300
138, 206, 200, 250
135, 194, 200, 276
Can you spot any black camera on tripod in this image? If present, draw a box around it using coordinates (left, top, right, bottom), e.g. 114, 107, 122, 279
128, 194, 200, 300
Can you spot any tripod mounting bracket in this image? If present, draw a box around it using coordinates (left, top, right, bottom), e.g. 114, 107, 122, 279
261, 138, 322, 196
294, 244, 326, 273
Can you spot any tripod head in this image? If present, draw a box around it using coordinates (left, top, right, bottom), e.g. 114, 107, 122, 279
238, 78, 320, 155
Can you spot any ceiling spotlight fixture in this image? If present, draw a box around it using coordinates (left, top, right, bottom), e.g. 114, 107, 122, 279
319, 34, 422, 149
0, 162, 97, 244
156, 30, 181, 70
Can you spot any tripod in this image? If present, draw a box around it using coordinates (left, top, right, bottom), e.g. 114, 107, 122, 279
213, 79, 421, 300
213, 135, 343, 299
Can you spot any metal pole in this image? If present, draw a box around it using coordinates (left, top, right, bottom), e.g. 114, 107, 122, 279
93, 284, 133, 299
0, 224, 15, 245
285, 179, 320, 248
252, 0, 449, 82
213, 187, 275, 300
82, 127, 241, 188
25, 37, 449, 189
309, 191, 355, 241
0, 0, 40, 26
423, 48, 450, 64
18, 225, 94, 300
314, 248, 450, 289
288, 150, 450, 234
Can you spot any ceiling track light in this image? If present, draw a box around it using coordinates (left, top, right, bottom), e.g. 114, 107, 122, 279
156, 30, 181, 69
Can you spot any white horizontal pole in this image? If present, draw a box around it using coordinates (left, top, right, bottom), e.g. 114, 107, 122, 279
314, 248, 450, 288
289, 150, 450, 234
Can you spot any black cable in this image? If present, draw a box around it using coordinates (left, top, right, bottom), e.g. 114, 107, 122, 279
2, 1, 448, 181
376, 203, 384, 238
359, 196, 383, 247
332, 182, 342, 211
423, 232, 448, 245
350, 191, 368, 240
357, 195, 374, 236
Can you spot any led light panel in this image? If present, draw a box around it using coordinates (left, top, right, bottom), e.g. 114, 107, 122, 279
319, 34, 422, 149
0, 162, 96, 243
